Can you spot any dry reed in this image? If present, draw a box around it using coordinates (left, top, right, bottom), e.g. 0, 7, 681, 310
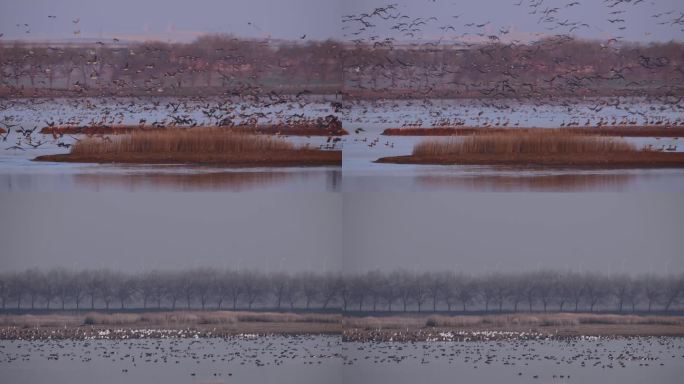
71, 129, 296, 155
36, 128, 341, 166
0, 311, 341, 328
344, 313, 684, 330
412, 131, 636, 157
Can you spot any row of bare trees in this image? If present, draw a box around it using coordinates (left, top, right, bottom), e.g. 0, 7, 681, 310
0, 269, 682, 313
343, 37, 684, 98
0, 36, 341, 97
2, 36, 682, 98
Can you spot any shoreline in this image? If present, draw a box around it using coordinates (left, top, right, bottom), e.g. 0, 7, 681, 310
343, 324, 684, 342
2, 311, 683, 340
34, 151, 342, 167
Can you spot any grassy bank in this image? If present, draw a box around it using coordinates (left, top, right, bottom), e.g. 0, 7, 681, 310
0, 311, 342, 340
35, 129, 341, 166
382, 126, 684, 137
377, 131, 684, 168
2, 311, 683, 340
343, 313, 684, 341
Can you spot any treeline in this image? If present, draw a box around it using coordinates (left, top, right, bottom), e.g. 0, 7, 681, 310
0, 36, 341, 97
343, 37, 684, 99
0, 269, 682, 313
2, 35, 682, 98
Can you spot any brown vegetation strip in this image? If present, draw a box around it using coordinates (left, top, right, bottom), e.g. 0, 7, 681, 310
377, 131, 684, 168
0, 311, 341, 327
34, 129, 341, 166
0, 311, 342, 340
40, 123, 348, 137
382, 126, 684, 137
342, 324, 684, 342
343, 313, 684, 341
4, 312, 684, 340
0, 127, 5, 134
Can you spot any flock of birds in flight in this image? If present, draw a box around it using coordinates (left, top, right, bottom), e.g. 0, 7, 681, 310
0, 0, 683, 154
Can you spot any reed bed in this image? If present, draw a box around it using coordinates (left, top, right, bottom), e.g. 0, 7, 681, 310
36, 128, 341, 166
0, 311, 341, 328
70, 129, 296, 155
412, 131, 637, 157
98, 311, 340, 326
344, 313, 684, 330
0, 314, 82, 328
80, 311, 341, 326
377, 129, 684, 167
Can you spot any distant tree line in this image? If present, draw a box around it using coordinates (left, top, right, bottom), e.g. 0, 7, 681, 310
0, 36, 341, 97
1, 269, 682, 313
2, 35, 682, 99
343, 37, 684, 99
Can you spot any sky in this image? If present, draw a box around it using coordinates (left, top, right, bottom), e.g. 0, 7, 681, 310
0, 0, 681, 43
343, 193, 684, 275
2, 192, 682, 275
1, 192, 342, 273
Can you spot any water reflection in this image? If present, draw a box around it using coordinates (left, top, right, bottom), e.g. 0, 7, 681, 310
417, 172, 635, 192
0, 169, 342, 192
341, 168, 684, 192
76, 171, 297, 192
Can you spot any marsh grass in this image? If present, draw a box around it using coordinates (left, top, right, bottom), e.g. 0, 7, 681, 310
79, 311, 341, 326
412, 131, 637, 157
70, 129, 296, 155
0, 311, 341, 328
344, 313, 684, 330
36, 128, 341, 165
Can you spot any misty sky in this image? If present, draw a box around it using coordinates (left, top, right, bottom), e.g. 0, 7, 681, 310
2, 192, 683, 275
0, 0, 682, 42
343, 193, 684, 275
1, 192, 342, 273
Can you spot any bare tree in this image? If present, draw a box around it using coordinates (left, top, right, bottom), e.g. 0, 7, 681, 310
270, 273, 290, 310
641, 274, 662, 312
455, 274, 477, 312
241, 271, 266, 310
301, 273, 320, 310
113, 273, 135, 309
583, 274, 608, 313
662, 274, 684, 311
